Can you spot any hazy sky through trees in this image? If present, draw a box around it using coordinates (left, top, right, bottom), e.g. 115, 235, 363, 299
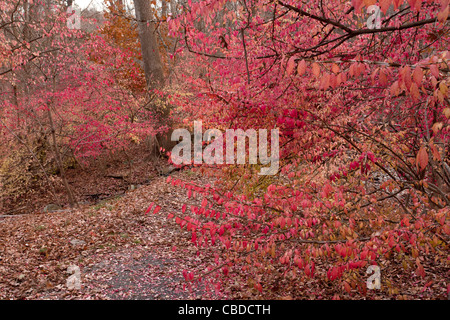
74, 0, 104, 10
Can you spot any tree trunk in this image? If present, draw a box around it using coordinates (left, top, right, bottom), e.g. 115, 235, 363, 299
133, 0, 164, 90
133, 0, 174, 155
170, 0, 177, 17
162, 0, 168, 18
47, 106, 78, 208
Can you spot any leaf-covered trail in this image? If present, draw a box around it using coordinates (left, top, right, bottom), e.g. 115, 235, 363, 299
0, 171, 224, 300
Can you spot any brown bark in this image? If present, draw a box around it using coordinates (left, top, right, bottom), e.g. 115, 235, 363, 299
133, 0, 175, 155
162, 0, 168, 18
47, 105, 78, 209
170, 0, 177, 17
133, 0, 165, 90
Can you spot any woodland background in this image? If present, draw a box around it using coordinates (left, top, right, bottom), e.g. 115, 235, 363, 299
0, 0, 449, 299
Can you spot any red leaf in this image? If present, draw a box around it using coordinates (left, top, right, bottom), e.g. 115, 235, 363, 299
286, 56, 296, 75
343, 281, 351, 294
412, 66, 423, 86
312, 62, 320, 77
430, 64, 440, 78
380, 0, 391, 13
430, 142, 442, 161
410, 83, 420, 101
416, 263, 426, 278
145, 203, 154, 214
297, 59, 306, 76
222, 266, 229, 276
416, 146, 428, 171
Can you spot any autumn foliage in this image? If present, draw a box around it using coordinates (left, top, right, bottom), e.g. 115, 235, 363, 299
157, 0, 450, 297
0, 1, 159, 207
0, 0, 449, 299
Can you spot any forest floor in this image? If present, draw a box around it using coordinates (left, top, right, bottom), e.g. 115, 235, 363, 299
0, 167, 229, 299
0, 149, 448, 300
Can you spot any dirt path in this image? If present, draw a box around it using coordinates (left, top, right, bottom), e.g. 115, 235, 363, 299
0, 171, 225, 300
